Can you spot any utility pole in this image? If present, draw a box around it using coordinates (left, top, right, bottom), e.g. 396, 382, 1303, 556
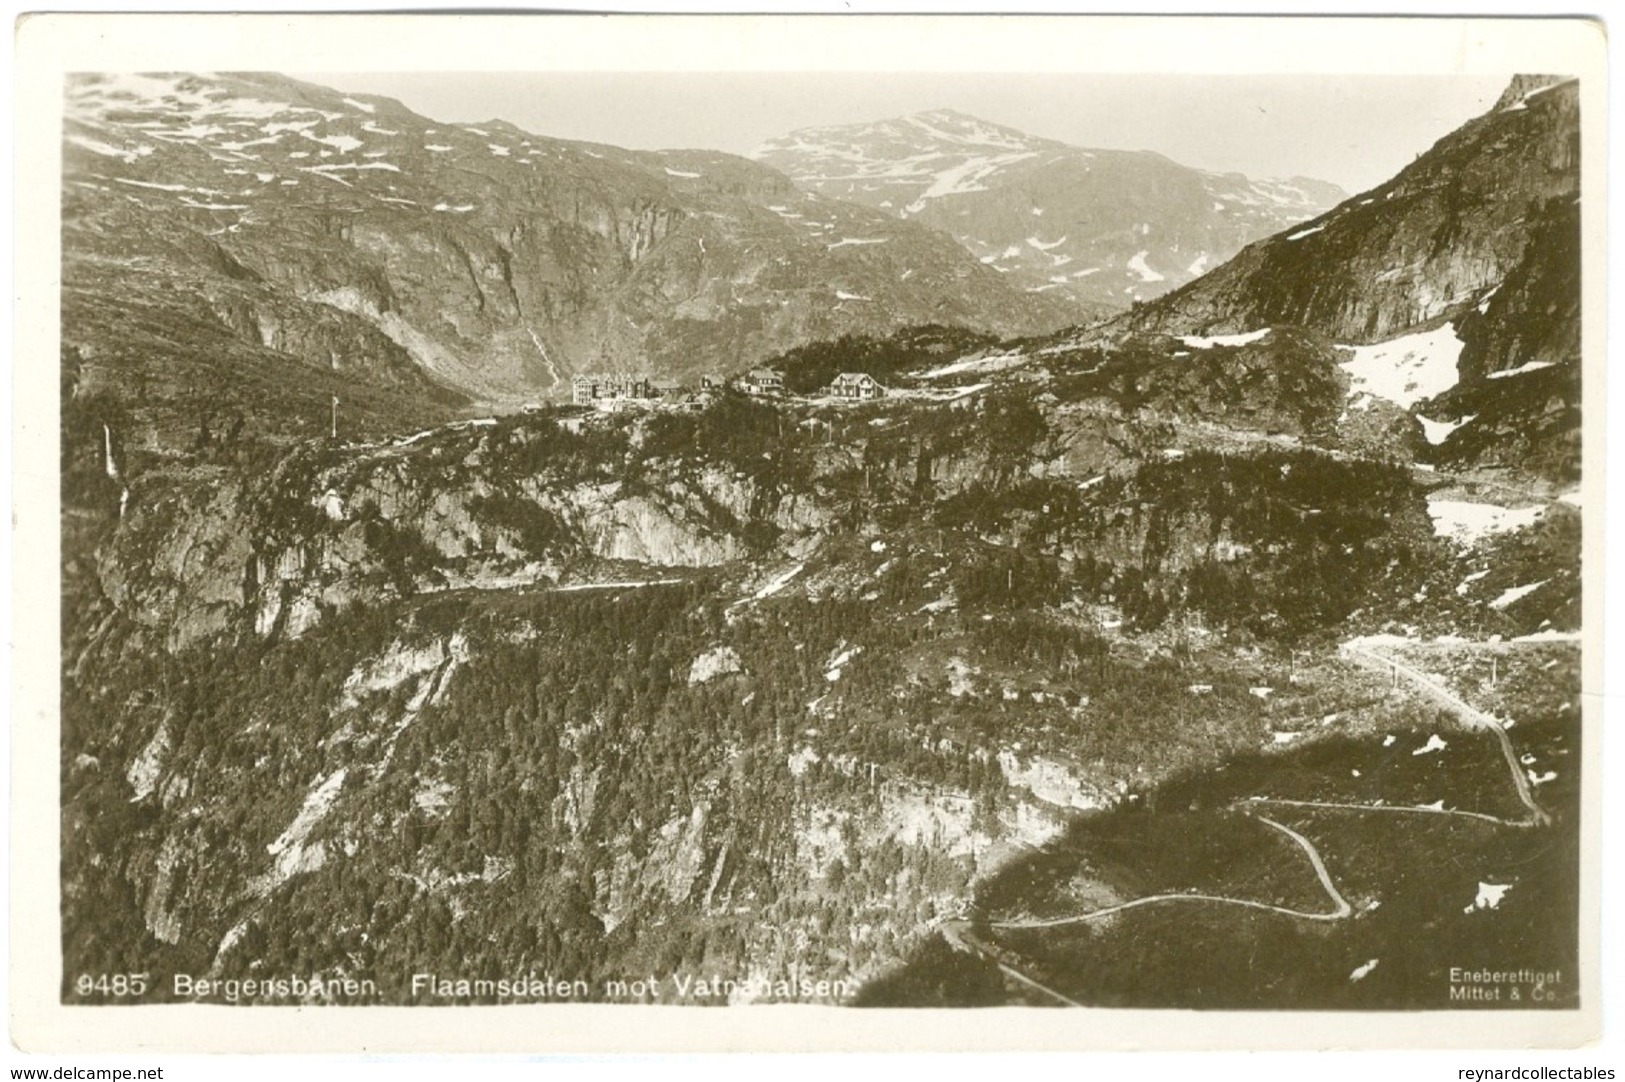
330, 394, 339, 441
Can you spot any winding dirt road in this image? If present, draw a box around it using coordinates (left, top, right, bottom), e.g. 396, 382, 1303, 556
984, 815, 1352, 930
939, 814, 1352, 1006
938, 639, 1556, 1005
1240, 796, 1525, 828
938, 921, 1087, 1008
1341, 640, 1550, 827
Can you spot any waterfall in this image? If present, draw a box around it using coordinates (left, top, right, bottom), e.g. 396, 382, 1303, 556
102, 423, 119, 480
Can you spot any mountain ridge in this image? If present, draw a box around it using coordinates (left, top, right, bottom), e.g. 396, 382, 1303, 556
58, 73, 1585, 1013
1108, 77, 1580, 481
64, 72, 1084, 426
752, 107, 1346, 310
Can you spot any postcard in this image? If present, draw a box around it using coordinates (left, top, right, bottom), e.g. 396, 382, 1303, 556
11, 11, 1608, 1053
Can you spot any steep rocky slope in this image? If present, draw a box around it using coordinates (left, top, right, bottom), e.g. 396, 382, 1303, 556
754, 108, 1343, 312
1116, 77, 1580, 481
60, 75, 1583, 1011
63, 363, 1580, 1005
65, 74, 1080, 415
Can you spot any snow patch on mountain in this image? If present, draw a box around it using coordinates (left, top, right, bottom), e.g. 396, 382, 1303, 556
1417, 414, 1476, 445
1338, 324, 1464, 410
302, 131, 364, 154
1127, 251, 1164, 283
1180, 328, 1271, 350
1489, 581, 1548, 611
903, 151, 1039, 214
307, 161, 401, 174
1467, 882, 1512, 912
1487, 361, 1557, 380
112, 177, 194, 193
1427, 500, 1545, 546
918, 350, 1029, 380
67, 134, 155, 164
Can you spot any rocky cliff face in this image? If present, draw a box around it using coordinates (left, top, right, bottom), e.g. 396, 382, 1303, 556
64, 74, 1081, 417
96, 404, 852, 650
62, 351, 1578, 1007
753, 108, 1344, 313
60, 74, 1583, 1010
1122, 79, 1578, 345
1115, 78, 1580, 481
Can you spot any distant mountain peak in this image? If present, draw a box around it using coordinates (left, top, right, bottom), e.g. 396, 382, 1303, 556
754, 109, 1344, 313
63, 70, 1082, 416
898, 108, 1043, 144
1492, 74, 1575, 112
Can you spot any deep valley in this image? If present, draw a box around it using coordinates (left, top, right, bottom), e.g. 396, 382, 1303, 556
57, 71, 1585, 1011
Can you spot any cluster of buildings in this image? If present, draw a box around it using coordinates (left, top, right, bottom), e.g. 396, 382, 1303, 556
570, 372, 723, 410
742, 368, 887, 402
570, 368, 889, 410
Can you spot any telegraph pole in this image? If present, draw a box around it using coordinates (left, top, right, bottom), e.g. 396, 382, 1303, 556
330, 394, 339, 441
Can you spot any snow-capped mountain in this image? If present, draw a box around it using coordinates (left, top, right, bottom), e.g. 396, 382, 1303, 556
63, 75, 1081, 418
752, 108, 1345, 311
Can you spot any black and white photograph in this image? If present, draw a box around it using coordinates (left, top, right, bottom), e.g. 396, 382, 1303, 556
10, 11, 1609, 1056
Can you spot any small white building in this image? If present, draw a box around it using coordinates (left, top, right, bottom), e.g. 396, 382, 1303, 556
742, 368, 785, 395
830, 372, 885, 401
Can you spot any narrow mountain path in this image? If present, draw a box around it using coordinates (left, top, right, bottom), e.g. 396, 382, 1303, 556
1341, 640, 1550, 826
933, 639, 1555, 1005
937, 814, 1350, 1006
939, 921, 1086, 1008
1238, 795, 1524, 828
983, 815, 1351, 931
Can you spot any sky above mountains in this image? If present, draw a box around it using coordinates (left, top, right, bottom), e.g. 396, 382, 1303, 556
305, 71, 1508, 194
